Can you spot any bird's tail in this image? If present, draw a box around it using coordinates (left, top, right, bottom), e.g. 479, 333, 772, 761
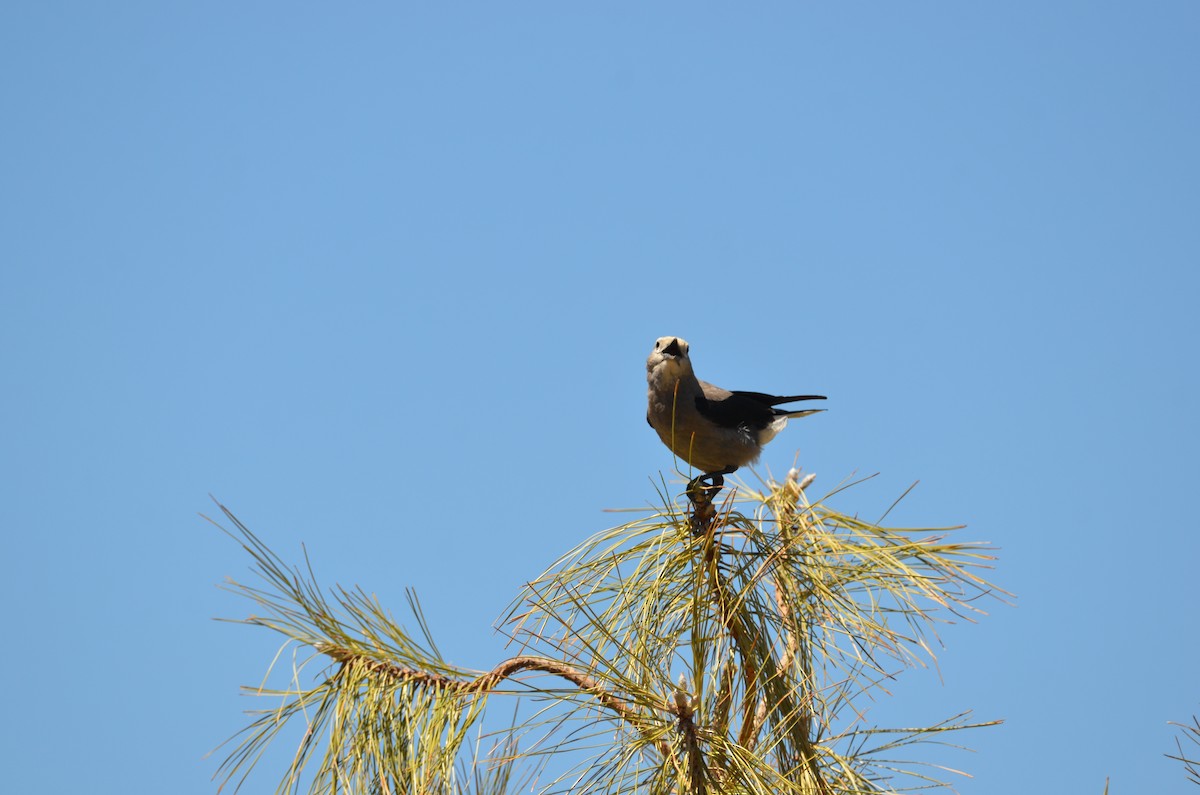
774, 394, 827, 418
774, 394, 826, 404
741, 392, 827, 420
782, 408, 825, 419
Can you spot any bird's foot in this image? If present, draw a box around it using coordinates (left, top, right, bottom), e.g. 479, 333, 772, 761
685, 470, 732, 535
686, 473, 723, 502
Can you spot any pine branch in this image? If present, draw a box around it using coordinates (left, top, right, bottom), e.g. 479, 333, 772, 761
211, 468, 1004, 795
317, 643, 648, 730
1167, 714, 1200, 786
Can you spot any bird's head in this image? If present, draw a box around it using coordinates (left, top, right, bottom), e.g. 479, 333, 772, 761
647, 336, 692, 378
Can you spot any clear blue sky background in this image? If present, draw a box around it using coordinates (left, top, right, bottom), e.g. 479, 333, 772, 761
3, 3, 1198, 793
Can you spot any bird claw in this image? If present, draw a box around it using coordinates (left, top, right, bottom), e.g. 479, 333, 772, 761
685, 474, 724, 535
686, 472, 726, 501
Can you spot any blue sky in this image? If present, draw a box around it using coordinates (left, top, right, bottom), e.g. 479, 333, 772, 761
2, 3, 1198, 792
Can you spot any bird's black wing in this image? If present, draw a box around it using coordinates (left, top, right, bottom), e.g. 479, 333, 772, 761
694, 392, 779, 431
731, 390, 827, 407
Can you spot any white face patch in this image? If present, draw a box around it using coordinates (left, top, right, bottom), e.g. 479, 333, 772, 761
653, 336, 689, 355
648, 337, 693, 377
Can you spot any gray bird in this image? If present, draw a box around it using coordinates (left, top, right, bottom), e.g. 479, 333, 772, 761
646, 336, 825, 488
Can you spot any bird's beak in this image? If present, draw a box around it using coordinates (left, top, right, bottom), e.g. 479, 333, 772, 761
663, 338, 682, 357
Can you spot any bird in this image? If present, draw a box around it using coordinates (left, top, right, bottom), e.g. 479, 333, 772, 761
646, 336, 825, 490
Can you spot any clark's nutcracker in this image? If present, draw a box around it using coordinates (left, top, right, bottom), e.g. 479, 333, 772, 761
646, 336, 825, 488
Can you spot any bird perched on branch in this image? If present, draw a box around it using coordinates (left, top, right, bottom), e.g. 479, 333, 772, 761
646, 336, 826, 490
